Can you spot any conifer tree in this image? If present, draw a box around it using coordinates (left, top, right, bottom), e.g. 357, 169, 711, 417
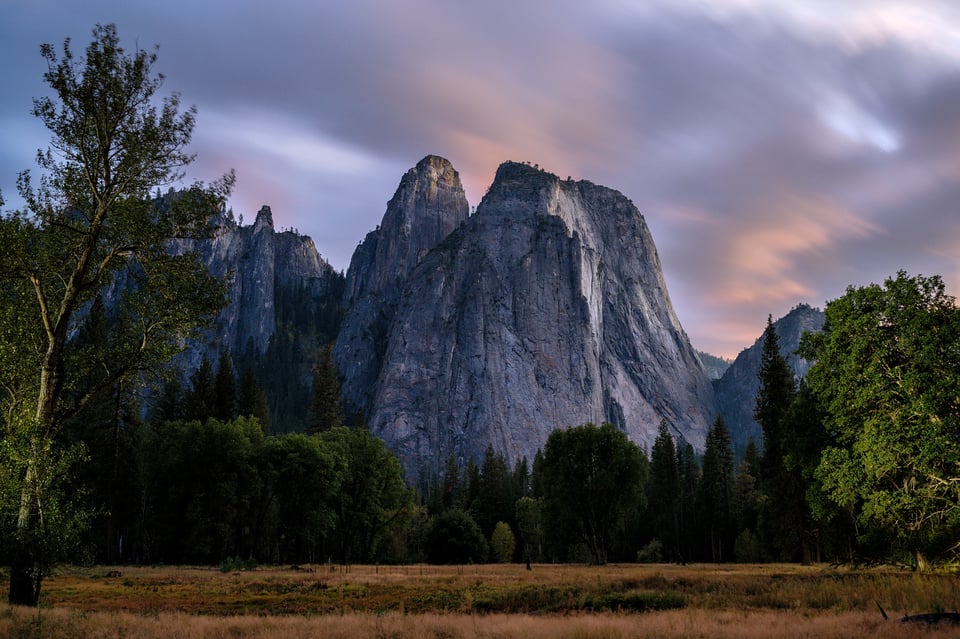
647, 421, 680, 560
212, 351, 237, 421
754, 315, 801, 560
698, 416, 735, 562
306, 344, 343, 434
237, 365, 271, 433
676, 442, 700, 562
184, 356, 215, 423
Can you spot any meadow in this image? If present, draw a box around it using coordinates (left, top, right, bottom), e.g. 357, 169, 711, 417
2, 563, 959, 638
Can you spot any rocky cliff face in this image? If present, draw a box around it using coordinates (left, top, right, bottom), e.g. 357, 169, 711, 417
715, 304, 825, 453
336, 156, 470, 414
172, 204, 339, 371
337, 158, 716, 478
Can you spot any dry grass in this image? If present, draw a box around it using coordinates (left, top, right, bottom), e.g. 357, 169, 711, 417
3, 607, 960, 639
2, 563, 959, 638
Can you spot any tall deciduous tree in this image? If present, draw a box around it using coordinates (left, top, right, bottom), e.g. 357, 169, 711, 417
320, 426, 411, 563
539, 423, 648, 565
0, 24, 231, 605
800, 272, 960, 569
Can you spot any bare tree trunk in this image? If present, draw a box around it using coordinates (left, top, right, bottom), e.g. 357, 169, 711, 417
9, 464, 42, 607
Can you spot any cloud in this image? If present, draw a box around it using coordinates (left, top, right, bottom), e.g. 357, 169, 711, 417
2, 0, 959, 358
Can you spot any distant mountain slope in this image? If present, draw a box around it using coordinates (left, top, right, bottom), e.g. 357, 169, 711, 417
715, 304, 825, 453
697, 351, 732, 380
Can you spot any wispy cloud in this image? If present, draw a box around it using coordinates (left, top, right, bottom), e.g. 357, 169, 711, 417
1, 0, 958, 356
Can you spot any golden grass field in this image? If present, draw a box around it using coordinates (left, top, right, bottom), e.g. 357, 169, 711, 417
2, 563, 959, 638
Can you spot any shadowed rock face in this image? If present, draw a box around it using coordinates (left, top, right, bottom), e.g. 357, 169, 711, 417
715, 303, 825, 454
338, 158, 717, 478
171, 205, 338, 370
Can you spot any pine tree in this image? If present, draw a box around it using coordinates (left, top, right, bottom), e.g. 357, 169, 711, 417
237, 365, 271, 433
184, 356, 215, 423
677, 442, 700, 563
647, 421, 680, 561
212, 351, 237, 421
754, 315, 797, 482
698, 416, 735, 562
306, 344, 343, 434
153, 378, 185, 425
754, 315, 801, 560
472, 446, 513, 537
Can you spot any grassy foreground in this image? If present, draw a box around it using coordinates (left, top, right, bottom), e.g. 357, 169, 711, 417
2, 563, 959, 638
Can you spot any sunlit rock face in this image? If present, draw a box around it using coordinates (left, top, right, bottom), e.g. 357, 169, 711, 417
338, 157, 717, 478
335, 156, 471, 416
715, 303, 825, 454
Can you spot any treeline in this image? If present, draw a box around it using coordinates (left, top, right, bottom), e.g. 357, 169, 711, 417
33, 275, 960, 570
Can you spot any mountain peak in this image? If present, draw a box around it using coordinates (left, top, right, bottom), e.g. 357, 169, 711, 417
343, 156, 470, 305
254, 205, 274, 230
338, 156, 715, 477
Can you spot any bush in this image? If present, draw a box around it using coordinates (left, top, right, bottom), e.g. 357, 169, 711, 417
490, 522, 516, 563
219, 556, 257, 572
582, 590, 686, 612
637, 539, 664, 563
425, 510, 488, 564
735, 529, 762, 563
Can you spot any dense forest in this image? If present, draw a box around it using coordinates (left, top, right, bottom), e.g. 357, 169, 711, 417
38, 269, 960, 572
1, 23, 959, 610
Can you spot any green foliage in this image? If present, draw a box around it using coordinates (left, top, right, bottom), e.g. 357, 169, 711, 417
733, 529, 762, 562
800, 271, 960, 567
754, 315, 808, 561
490, 521, 516, 563
425, 509, 488, 564
306, 344, 342, 434
255, 433, 339, 563
0, 419, 91, 598
0, 23, 231, 606
636, 538, 664, 563
213, 351, 237, 421
647, 421, 680, 561
539, 423, 648, 564
219, 556, 257, 572
676, 442, 700, 562
184, 356, 215, 422
236, 365, 270, 433
515, 496, 544, 563
139, 417, 264, 563
697, 417, 735, 561
471, 446, 516, 538
320, 426, 412, 563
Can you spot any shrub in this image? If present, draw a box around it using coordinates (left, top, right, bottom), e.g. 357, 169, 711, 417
219, 556, 257, 572
637, 539, 664, 563
490, 522, 516, 563
425, 510, 488, 564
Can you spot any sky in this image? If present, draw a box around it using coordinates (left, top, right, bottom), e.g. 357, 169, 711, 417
1, 1, 959, 358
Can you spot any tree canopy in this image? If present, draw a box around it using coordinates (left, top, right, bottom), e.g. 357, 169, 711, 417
800, 271, 960, 568
0, 23, 232, 606
538, 422, 648, 564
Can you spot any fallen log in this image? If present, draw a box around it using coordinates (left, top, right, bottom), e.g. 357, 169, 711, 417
900, 612, 960, 626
